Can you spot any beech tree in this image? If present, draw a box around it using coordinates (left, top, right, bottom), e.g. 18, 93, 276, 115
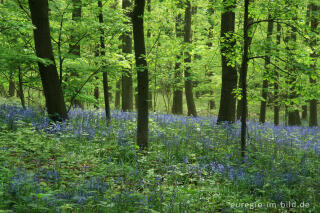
217, 0, 237, 123
184, 0, 197, 117
122, 0, 133, 112
28, 0, 68, 121
132, 0, 148, 150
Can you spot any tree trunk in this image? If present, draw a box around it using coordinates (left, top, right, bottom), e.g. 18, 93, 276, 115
184, 0, 197, 117
147, 0, 153, 110
274, 23, 281, 125
69, 0, 83, 108
8, 73, 15, 97
132, 0, 148, 150
207, 0, 215, 110
115, 80, 121, 109
217, 0, 237, 123
98, 0, 111, 121
18, 67, 26, 109
302, 105, 308, 120
240, 0, 251, 160
28, 0, 67, 121
94, 85, 99, 109
287, 12, 301, 126
121, 0, 133, 112
309, 3, 318, 127
172, 1, 183, 115
259, 16, 273, 123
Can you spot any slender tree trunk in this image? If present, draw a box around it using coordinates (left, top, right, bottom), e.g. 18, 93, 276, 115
69, 0, 83, 108
8, 73, 15, 97
259, 16, 273, 123
217, 0, 237, 123
94, 84, 99, 109
287, 13, 301, 126
132, 0, 148, 150
274, 23, 281, 125
184, 0, 197, 117
240, 0, 251, 160
121, 0, 133, 112
302, 105, 308, 120
147, 0, 152, 110
18, 67, 26, 109
98, 0, 111, 121
207, 0, 215, 110
309, 3, 318, 127
28, 0, 68, 121
172, 1, 183, 115
115, 80, 121, 109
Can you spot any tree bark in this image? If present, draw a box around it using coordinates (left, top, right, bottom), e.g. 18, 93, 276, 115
28, 0, 67, 121
217, 0, 237, 123
184, 0, 197, 117
132, 0, 148, 150
259, 16, 273, 123
98, 0, 111, 121
309, 3, 318, 127
121, 0, 133, 112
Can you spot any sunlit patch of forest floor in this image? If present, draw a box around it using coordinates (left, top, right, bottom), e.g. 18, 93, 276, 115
0, 103, 319, 212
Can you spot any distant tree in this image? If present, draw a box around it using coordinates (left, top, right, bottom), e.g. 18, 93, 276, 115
98, 0, 111, 121
172, 0, 183, 115
132, 0, 148, 150
217, 0, 237, 123
184, 0, 197, 117
259, 16, 273, 123
286, 7, 301, 126
28, 0, 68, 121
309, 2, 318, 127
240, 0, 251, 160
69, 0, 83, 108
122, 0, 133, 112
274, 23, 281, 125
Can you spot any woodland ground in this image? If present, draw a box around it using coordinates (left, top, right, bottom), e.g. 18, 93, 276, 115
0, 100, 319, 213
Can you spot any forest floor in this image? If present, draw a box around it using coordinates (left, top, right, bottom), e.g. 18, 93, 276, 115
0, 102, 319, 213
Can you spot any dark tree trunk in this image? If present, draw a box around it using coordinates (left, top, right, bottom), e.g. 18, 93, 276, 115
302, 105, 308, 120
184, 0, 197, 117
115, 80, 121, 109
18, 67, 26, 109
94, 85, 99, 109
287, 14, 301, 126
240, 0, 251, 160
98, 0, 111, 121
121, 0, 133, 112
309, 3, 318, 127
28, 0, 67, 121
132, 0, 148, 150
274, 23, 281, 125
217, 0, 237, 123
8, 74, 15, 97
172, 1, 183, 115
259, 16, 273, 123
